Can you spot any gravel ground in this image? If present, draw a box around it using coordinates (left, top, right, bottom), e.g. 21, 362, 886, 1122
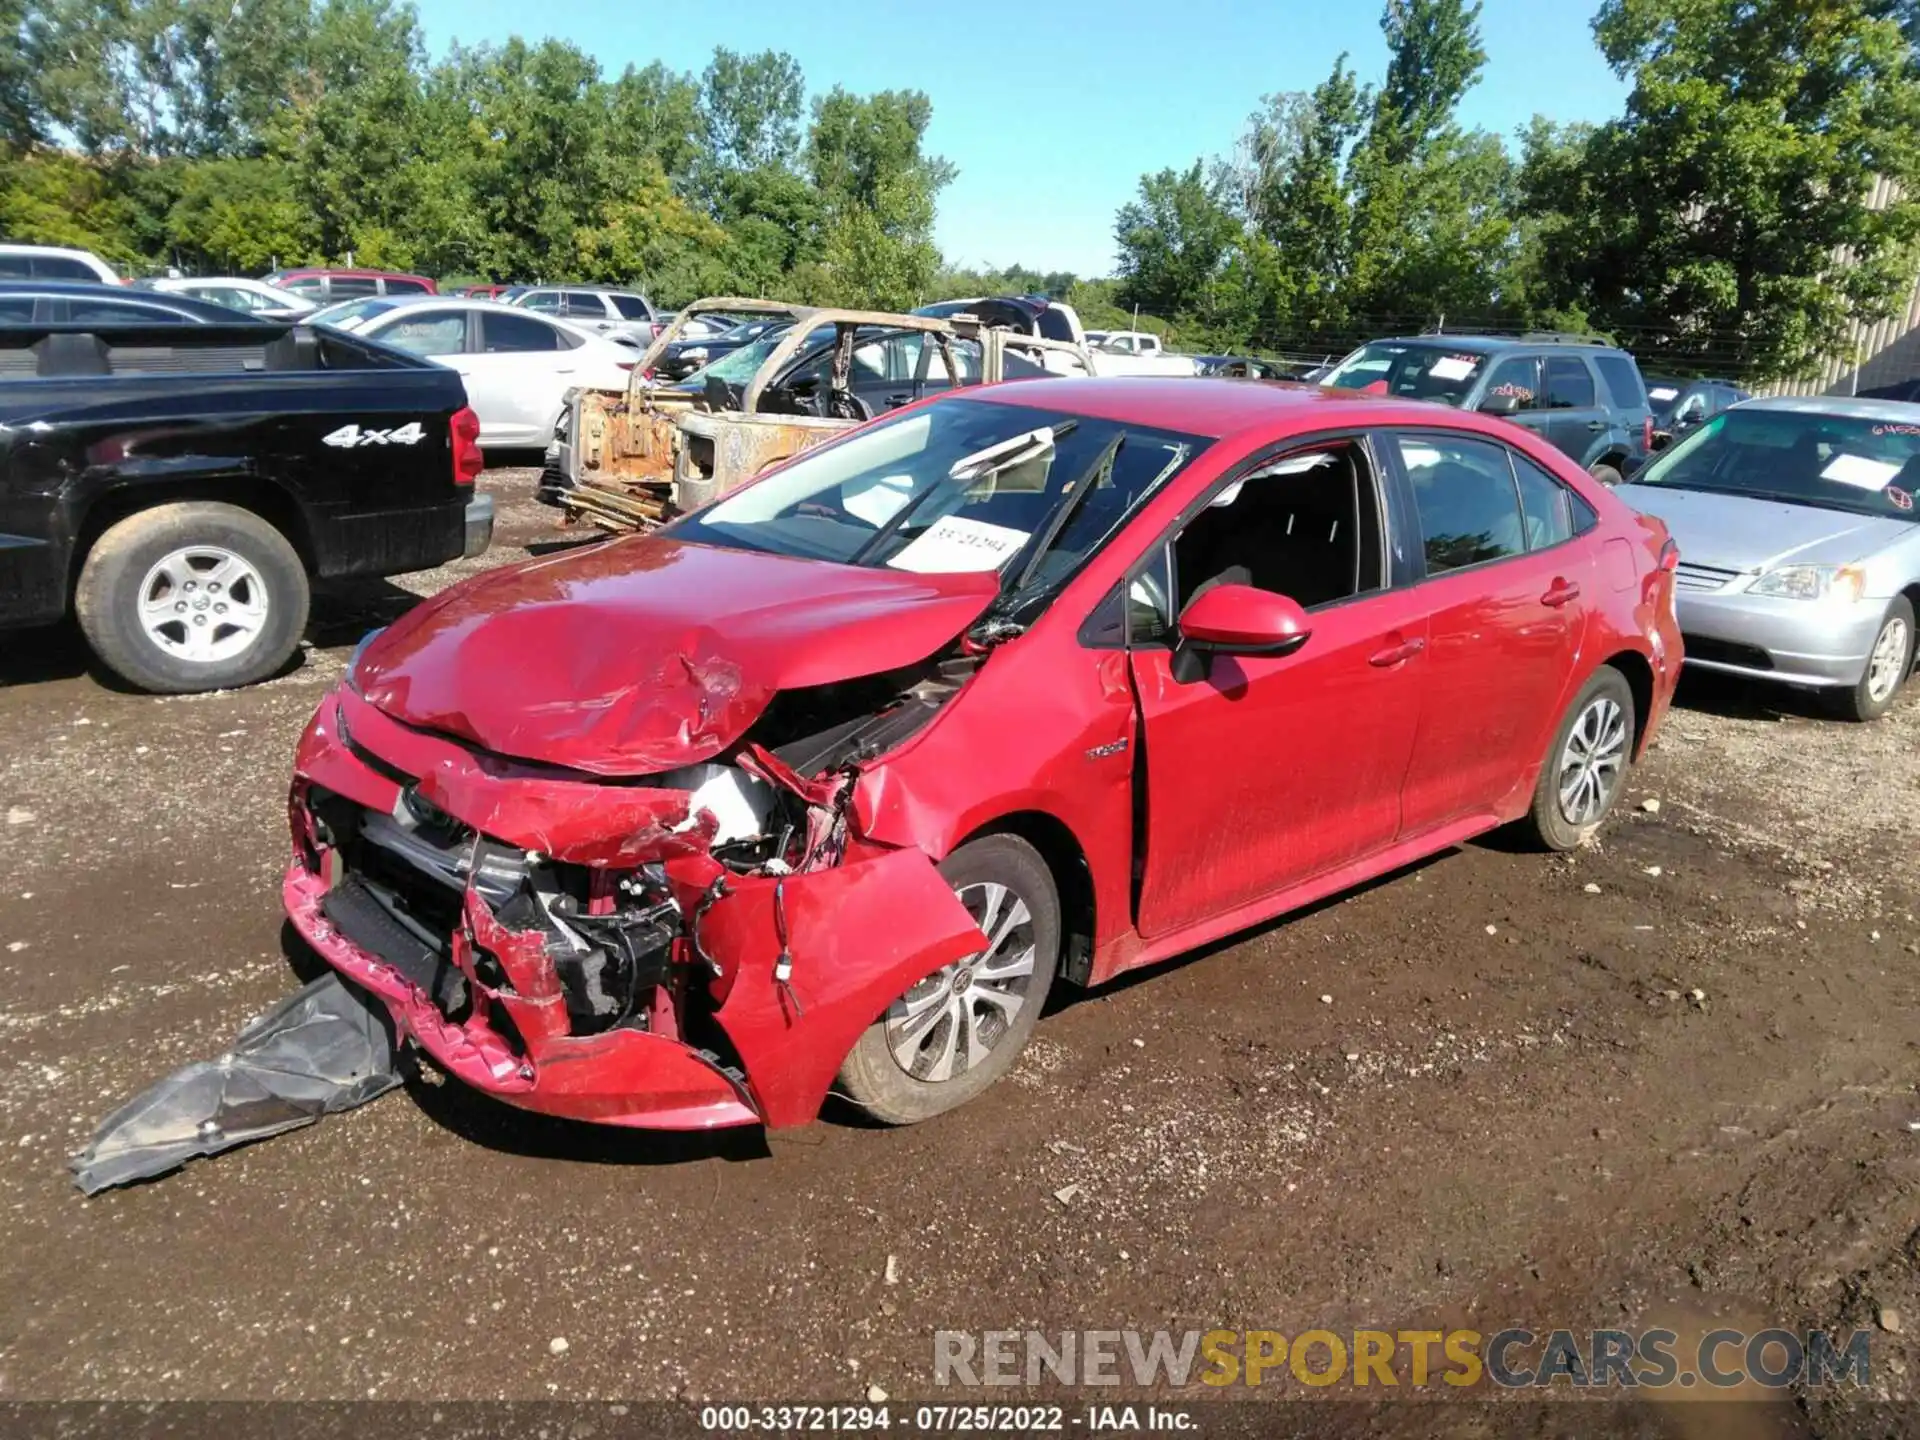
1, 467, 1918, 1435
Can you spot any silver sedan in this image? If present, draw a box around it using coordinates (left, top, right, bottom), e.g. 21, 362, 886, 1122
1616, 395, 1920, 720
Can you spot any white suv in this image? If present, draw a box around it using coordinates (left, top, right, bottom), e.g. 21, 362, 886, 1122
0, 244, 122, 284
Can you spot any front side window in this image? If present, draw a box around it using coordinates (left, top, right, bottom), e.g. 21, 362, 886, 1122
672, 398, 1205, 605
1543, 356, 1596, 409
382, 277, 430, 295
1637, 408, 1920, 521
1322, 342, 1487, 406
1393, 433, 1528, 574
37, 256, 98, 280
329, 277, 378, 298
379, 311, 467, 356
520, 291, 563, 312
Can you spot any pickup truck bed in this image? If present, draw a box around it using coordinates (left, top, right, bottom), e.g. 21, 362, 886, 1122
0, 321, 491, 692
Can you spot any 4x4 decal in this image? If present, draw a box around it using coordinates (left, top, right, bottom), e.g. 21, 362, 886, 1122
322, 422, 426, 449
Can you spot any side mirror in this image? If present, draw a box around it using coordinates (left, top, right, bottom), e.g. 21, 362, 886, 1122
1478, 391, 1520, 416
1171, 584, 1311, 683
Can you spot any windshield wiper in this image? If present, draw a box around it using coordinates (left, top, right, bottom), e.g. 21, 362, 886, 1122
846, 421, 1078, 567
1006, 433, 1123, 595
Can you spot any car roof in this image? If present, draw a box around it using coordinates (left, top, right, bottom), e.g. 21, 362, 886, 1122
1368, 334, 1622, 355
0, 280, 246, 320
273, 267, 433, 280
0, 243, 101, 256
970, 374, 1529, 440
1737, 394, 1920, 424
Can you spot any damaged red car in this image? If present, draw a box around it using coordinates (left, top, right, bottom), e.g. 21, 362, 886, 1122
285, 378, 1681, 1132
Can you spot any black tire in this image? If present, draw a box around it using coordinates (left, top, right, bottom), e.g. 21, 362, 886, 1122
1520, 667, 1637, 851
1589, 460, 1624, 486
74, 501, 309, 694
1832, 595, 1915, 722
836, 834, 1060, 1125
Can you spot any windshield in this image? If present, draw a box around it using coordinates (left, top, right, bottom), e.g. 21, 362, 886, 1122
1645, 379, 1685, 424
1320, 342, 1487, 404
1637, 407, 1920, 521
311, 297, 397, 331
679, 328, 799, 386
669, 397, 1206, 594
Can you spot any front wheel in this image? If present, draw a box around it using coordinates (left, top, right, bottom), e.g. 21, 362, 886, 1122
835, 834, 1059, 1125
1521, 667, 1636, 851
74, 501, 309, 693
1834, 596, 1914, 722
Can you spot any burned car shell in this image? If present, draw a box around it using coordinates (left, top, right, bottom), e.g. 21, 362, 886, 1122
288, 379, 1680, 1133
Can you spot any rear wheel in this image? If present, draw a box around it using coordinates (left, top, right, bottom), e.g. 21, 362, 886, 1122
836, 834, 1059, 1125
1834, 596, 1914, 722
74, 502, 308, 694
1522, 667, 1636, 851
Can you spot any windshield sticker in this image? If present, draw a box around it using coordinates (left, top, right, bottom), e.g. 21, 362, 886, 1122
841, 473, 917, 528
1488, 383, 1534, 402
1889, 485, 1914, 511
1427, 355, 1477, 381
1821, 453, 1903, 490
887, 515, 1031, 574
1871, 424, 1920, 437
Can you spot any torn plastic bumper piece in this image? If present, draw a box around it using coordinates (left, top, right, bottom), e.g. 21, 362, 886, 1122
70, 973, 401, 1195
285, 864, 761, 1129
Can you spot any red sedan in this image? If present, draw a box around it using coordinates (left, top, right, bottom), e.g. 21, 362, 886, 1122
286, 379, 1681, 1130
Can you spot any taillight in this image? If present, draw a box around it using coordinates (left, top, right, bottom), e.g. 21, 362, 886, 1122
1643, 416, 1654, 453
450, 406, 483, 485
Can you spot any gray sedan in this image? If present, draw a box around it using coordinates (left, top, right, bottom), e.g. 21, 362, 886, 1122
1616, 395, 1920, 720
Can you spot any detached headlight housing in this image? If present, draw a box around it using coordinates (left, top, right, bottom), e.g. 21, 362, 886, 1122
1747, 564, 1865, 602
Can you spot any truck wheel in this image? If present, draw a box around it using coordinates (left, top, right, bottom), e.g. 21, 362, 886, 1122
1833, 596, 1914, 722
836, 834, 1059, 1125
75, 502, 309, 694
1521, 667, 1636, 851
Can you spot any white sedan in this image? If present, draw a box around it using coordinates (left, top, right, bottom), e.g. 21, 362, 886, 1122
151, 276, 317, 320
311, 296, 638, 447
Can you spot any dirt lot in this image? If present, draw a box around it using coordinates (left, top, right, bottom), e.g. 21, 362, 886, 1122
2, 467, 1919, 1432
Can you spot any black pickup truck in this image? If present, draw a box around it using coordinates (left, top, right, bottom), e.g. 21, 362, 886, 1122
0, 318, 492, 692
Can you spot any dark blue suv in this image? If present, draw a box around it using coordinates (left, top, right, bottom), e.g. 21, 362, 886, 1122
1320, 333, 1655, 483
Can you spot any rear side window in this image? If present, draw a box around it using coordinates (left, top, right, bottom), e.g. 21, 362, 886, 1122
481, 310, 562, 352
35, 255, 97, 280
0, 253, 30, 279
1593, 355, 1646, 408
0, 295, 38, 320
610, 294, 652, 320
382, 276, 431, 295
564, 290, 607, 317
1544, 356, 1596, 409
1393, 433, 1528, 574
1510, 453, 1575, 549
329, 277, 379, 298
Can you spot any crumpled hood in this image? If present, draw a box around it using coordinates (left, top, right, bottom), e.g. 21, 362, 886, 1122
355, 536, 999, 775
1615, 484, 1912, 572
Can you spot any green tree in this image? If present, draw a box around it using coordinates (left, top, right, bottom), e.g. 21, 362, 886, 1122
1112, 161, 1242, 321
1524, 0, 1920, 378
698, 47, 804, 176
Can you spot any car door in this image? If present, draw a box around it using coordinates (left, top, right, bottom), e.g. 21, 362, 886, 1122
1125, 436, 1428, 937
1539, 354, 1606, 464
563, 290, 615, 335
450, 309, 581, 444
1384, 431, 1596, 835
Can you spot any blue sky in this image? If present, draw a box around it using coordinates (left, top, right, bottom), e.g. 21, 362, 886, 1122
407, 0, 1628, 277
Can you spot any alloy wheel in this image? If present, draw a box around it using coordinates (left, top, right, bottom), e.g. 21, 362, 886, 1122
137, 545, 270, 664
884, 881, 1037, 1083
1866, 616, 1910, 704
1557, 695, 1628, 827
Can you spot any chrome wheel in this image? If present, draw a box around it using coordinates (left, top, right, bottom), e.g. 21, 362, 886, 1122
1866, 616, 1910, 704
137, 545, 270, 664
1557, 695, 1628, 827
884, 881, 1037, 1083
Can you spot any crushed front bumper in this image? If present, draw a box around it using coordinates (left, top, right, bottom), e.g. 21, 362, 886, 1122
285, 686, 985, 1130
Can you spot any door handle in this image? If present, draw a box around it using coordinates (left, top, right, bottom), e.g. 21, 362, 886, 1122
1586, 420, 1607, 431
885, 392, 913, 407
1541, 580, 1582, 607
1368, 636, 1427, 667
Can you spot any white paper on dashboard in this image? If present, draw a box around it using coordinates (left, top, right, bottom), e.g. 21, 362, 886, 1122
1821, 453, 1902, 490
1428, 355, 1476, 381
887, 515, 1030, 573
842, 473, 917, 528
1647, 386, 1678, 401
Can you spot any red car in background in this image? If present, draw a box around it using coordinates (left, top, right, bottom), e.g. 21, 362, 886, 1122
265, 268, 438, 301
285, 379, 1681, 1133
